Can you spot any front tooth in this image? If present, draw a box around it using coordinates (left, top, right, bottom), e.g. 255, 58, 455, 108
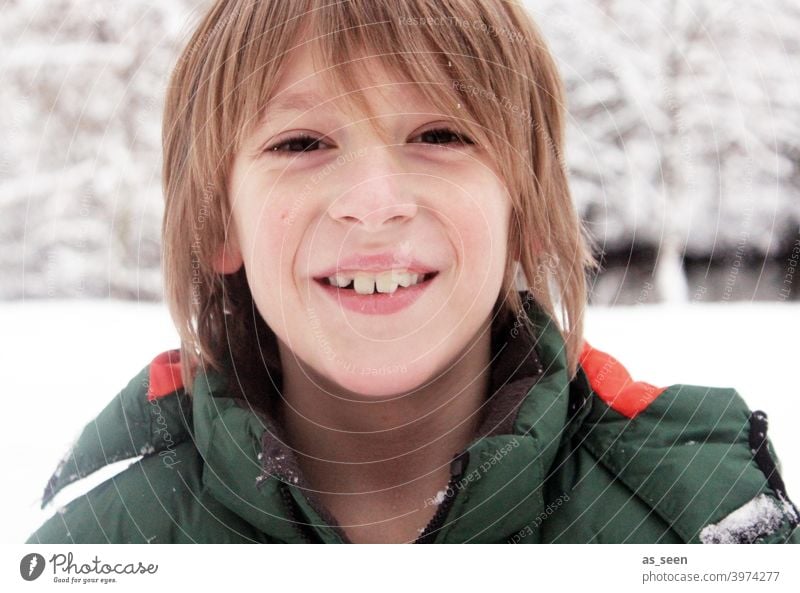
376, 271, 399, 293
353, 273, 375, 295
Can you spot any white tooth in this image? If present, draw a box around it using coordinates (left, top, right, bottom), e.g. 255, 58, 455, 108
327, 276, 336, 286
395, 271, 413, 287
334, 273, 352, 288
410, 273, 420, 285
353, 273, 375, 295
376, 271, 399, 294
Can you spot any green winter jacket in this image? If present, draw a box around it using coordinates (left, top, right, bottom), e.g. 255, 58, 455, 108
26, 295, 799, 543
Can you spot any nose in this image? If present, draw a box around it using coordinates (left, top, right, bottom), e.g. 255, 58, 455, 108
327, 145, 418, 233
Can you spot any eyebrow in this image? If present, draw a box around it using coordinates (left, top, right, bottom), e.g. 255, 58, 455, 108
264, 91, 325, 116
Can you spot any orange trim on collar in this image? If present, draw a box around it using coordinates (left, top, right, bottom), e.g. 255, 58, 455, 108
146, 350, 184, 401
579, 341, 666, 418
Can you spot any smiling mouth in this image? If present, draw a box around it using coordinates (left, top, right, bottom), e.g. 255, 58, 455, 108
314, 270, 439, 295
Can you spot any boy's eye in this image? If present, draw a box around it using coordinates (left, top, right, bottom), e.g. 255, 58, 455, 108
265, 134, 330, 155
411, 127, 475, 146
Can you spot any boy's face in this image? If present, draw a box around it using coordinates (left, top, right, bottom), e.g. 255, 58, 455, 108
223, 44, 512, 397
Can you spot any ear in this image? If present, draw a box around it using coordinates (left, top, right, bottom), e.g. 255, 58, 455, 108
211, 239, 243, 274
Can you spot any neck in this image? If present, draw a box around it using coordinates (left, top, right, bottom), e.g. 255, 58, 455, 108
275, 320, 493, 494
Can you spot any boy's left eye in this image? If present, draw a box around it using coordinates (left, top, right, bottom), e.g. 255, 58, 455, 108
411, 127, 475, 146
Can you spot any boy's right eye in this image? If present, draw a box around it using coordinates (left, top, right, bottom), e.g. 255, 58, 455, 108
265, 133, 331, 155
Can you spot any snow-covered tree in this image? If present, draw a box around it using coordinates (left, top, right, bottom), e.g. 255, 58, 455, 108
529, 0, 800, 302
0, 0, 205, 299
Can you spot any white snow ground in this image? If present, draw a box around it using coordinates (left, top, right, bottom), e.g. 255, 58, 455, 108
2, 300, 798, 543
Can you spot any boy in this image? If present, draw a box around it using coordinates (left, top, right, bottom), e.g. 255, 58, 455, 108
28, 0, 798, 543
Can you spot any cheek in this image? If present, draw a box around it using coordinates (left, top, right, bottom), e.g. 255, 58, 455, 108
239, 205, 304, 340
264, 207, 296, 256
229, 164, 298, 268
448, 185, 510, 276
234, 201, 298, 305
238, 201, 293, 265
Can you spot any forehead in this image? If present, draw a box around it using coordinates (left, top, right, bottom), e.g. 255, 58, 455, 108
263, 42, 447, 123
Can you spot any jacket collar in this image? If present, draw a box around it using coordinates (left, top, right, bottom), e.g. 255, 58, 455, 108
192, 292, 576, 543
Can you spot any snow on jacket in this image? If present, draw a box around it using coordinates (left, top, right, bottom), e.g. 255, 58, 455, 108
26, 294, 799, 543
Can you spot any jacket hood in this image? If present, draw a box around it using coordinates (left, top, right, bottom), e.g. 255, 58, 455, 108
192, 292, 580, 543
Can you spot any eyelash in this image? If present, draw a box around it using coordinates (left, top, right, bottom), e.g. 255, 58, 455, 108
264, 127, 475, 156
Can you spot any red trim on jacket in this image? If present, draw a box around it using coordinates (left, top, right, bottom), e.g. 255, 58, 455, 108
579, 341, 666, 418
146, 350, 184, 401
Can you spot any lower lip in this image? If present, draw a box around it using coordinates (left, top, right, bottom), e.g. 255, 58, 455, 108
314, 273, 438, 315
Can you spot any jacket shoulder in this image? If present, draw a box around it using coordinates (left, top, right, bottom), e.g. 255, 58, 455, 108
26, 351, 272, 543
37, 350, 189, 507
569, 341, 799, 543
26, 441, 267, 543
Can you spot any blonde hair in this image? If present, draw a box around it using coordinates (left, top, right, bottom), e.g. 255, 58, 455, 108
162, 0, 598, 399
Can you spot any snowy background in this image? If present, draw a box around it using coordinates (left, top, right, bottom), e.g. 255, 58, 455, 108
2, 0, 799, 303
2, 0, 799, 542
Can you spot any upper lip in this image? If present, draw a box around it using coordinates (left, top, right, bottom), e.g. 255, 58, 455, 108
313, 253, 439, 279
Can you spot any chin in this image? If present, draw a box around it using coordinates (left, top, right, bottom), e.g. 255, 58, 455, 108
323, 361, 431, 399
